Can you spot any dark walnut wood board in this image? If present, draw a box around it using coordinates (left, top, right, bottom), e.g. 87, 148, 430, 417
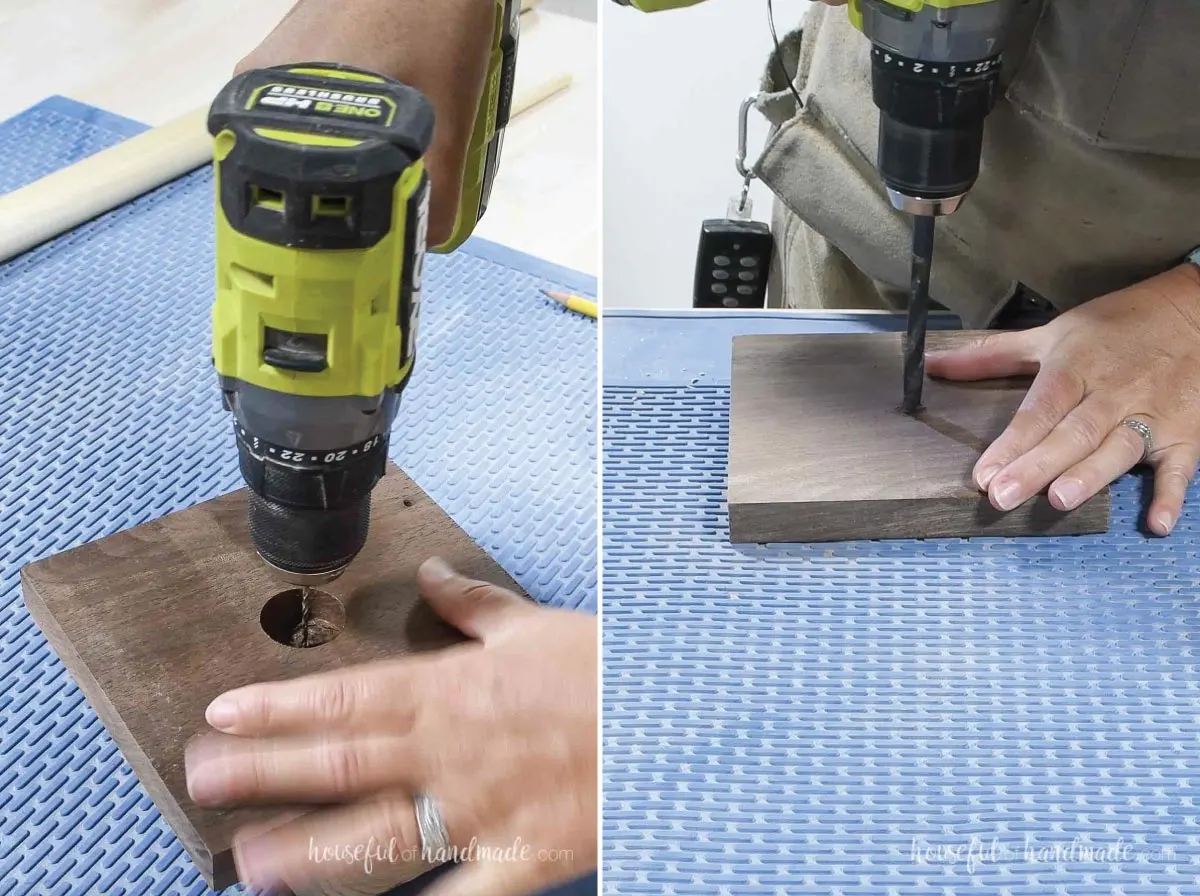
728, 331, 1111, 543
21, 463, 523, 889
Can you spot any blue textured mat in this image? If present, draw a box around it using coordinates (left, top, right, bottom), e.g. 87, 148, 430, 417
603, 310, 1200, 896
0, 98, 596, 895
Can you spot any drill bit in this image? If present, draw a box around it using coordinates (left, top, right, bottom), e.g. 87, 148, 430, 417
902, 215, 936, 416
299, 586, 312, 649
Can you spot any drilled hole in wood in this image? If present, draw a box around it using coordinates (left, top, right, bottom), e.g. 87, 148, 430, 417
403, 499, 414, 507
260, 589, 345, 648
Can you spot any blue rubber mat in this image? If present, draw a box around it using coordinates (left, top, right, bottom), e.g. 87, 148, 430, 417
0, 98, 596, 895
603, 310, 1200, 895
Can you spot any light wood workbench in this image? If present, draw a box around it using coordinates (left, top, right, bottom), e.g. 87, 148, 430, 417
0, 0, 596, 275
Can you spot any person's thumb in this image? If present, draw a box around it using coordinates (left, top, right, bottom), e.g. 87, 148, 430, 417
925, 330, 1042, 382
416, 558, 533, 642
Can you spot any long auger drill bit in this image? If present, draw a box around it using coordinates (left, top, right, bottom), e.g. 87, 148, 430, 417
902, 215, 936, 416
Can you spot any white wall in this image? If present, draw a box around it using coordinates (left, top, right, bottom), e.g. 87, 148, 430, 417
542, 0, 598, 20
603, 1, 798, 309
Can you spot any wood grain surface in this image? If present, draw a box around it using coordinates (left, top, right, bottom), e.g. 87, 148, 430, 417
21, 464, 523, 889
728, 331, 1111, 543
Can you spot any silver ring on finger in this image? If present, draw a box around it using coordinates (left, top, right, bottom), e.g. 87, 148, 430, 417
1120, 417, 1154, 463
414, 792, 451, 860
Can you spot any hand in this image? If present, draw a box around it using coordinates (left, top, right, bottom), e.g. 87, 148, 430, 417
235, 0, 496, 246
186, 558, 597, 896
925, 265, 1200, 536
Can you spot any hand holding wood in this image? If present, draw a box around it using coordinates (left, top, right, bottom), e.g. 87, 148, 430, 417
926, 264, 1200, 536
186, 558, 598, 896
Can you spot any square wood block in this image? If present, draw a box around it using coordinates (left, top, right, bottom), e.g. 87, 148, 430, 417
21, 464, 523, 889
728, 331, 1111, 543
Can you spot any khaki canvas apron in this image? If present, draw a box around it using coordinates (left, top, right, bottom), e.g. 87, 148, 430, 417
755, 1, 1200, 328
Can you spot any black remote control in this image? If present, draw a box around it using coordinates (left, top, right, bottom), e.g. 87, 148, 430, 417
693, 218, 773, 309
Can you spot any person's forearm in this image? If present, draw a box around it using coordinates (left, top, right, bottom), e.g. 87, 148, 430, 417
238, 0, 497, 245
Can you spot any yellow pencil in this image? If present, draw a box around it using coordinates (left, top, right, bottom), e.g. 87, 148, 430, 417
541, 289, 597, 319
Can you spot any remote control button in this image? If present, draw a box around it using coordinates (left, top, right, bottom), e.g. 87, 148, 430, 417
723, 297, 738, 308
713, 269, 730, 281
714, 255, 731, 266
738, 271, 756, 282
740, 256, 758, 267
711, 283, 728, 295
736, 285, 755, 296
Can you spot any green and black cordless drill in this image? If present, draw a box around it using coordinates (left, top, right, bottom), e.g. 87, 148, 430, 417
208, 1, 519, 586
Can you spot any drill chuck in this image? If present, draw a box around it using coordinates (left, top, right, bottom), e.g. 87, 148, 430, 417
870, 47, 1002, 216
248, 493, 370, 584
234, 423, 391, 583
853, 0, 1020, 217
